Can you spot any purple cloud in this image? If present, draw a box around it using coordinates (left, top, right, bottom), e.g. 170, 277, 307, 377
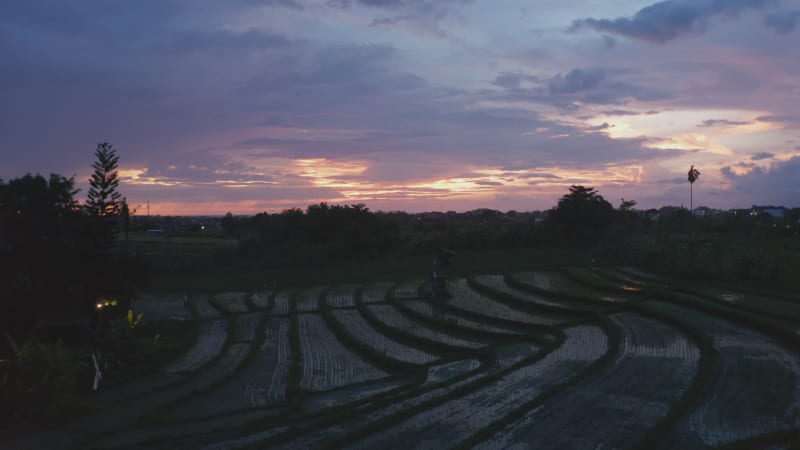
548, 68, 605, 94
751, 152, 775, 160
756, 114, 798, 123
571, 0, 777, 44
587, 122, 614, 131
764, 10, 800, 33
697, 119, 750, 127
720, 157, 800, 206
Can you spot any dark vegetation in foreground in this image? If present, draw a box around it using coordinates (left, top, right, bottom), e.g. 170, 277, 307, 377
1, 152, 799, 431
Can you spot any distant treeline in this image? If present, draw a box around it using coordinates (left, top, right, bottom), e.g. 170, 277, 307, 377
211, 186, 800, 271
220, 203, 542, 267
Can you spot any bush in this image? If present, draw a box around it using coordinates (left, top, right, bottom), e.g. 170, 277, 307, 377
1, 333, 94, 426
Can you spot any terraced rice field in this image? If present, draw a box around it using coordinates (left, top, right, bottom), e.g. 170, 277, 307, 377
8, 267, 800, 450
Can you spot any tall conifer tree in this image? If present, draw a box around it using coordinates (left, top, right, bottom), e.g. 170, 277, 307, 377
87, 141, 121, 217
87, 141, 122, 253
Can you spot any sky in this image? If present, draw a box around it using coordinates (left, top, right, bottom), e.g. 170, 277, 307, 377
2, 0, 799, 215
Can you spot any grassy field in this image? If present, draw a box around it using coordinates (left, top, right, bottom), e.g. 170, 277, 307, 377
145, 246, 598, 293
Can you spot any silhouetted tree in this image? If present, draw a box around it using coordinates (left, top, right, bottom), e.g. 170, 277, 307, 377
0, 174, 86, 341
548, 185, 614, 243
619, 198, 637, 212
221, 212, 237, 238
87, 142, 121, 217
688, 165, 701, 239
687, 165, 700, 213
120, 197, 130, 241
86, 142, 122, 253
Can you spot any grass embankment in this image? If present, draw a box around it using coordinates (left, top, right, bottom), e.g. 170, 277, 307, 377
144, 246, 596, 293
628, 232, 800, 290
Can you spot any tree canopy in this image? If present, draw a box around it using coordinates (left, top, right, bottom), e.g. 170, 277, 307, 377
548, 185, 615, 242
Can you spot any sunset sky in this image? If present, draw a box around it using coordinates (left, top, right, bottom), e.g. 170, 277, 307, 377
2, 0, 799, 215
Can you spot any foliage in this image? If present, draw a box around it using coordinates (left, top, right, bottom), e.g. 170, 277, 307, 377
86, 141, 122, 217
86, 141, 123, 258
0, 145, 147, 365
1, 333, 92, 425
688, 165, 700, 213
547, 185, 615, 243
687, 165, 701, 185
127, 308, 143, 329
0, 174, 91, 342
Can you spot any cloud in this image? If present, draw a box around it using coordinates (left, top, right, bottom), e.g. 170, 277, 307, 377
537, 68, 670, 106
151, 29, 296, 54
4, 0, 793, 213
328, 0, 474, 35
756, 114, 797, 123
571, 0, 776, 44
266, 0, 304, 10
328, 0, 473, 9
603, 109, 639, 116
603, 109, 661, 116
602, 35, 617, 48
548, 68, 605, 94
587, 122, 614, 131
764, 10, 800, 33
492, 73, 539, 89
489, 67, 670, 111
697, 119, 750, 127
519, 173, 562, 179
720, 156, 800, 207
751, 152, 775, 160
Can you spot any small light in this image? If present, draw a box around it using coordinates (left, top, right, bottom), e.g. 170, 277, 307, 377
96, 303, 103, 309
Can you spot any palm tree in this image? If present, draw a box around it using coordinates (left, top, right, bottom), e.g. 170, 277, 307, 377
688, 165, 700, 239
687, 165, 700, 212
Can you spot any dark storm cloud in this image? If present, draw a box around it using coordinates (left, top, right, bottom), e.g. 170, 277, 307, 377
571, 0, 777, 44
750, 152, 775, 160
697, 119, 751, 127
